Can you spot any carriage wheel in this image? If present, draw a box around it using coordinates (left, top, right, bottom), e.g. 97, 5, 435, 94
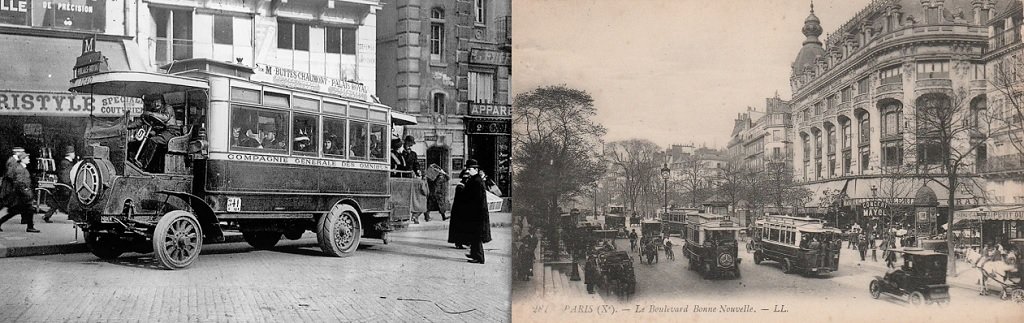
84, 231, 124, 260
1012, 289, 1024, 304
909, 292, 925, 306
869, 280, 882, 299
317, 203, 362, 257
753, 252, 763, 265
243, 231, 282, 250
152, 210, 203, 270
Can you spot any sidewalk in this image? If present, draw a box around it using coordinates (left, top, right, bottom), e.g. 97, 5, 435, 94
0, 208, 511, 259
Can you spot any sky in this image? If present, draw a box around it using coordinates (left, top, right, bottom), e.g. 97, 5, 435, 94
513, 0, 874, 148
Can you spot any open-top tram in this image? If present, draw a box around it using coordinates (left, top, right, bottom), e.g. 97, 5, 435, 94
67, 57, 415, 269
751, 215, 842, 276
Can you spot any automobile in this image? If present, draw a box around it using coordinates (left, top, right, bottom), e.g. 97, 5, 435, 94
869, 247, 950, 306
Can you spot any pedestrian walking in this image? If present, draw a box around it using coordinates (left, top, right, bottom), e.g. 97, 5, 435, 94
448, 159, 491, 264
43, 146, 75, 223
869, 233, 878, 262
447, 169, 471, 249
628, 229, 638, 251
857, 234, 868, 261
423, 164, 450, 221
0, 149, 40, 233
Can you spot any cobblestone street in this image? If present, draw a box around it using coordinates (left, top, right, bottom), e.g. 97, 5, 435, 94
0, 228, 510, 322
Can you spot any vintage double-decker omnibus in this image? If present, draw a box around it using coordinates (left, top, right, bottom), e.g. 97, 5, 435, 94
67, 56, 416, 269
751, 215, 842, 276
682, 213, 743, 279
662, 207, 699, 237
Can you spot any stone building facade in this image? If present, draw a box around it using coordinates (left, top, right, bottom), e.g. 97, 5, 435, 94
376, 0, 512, 196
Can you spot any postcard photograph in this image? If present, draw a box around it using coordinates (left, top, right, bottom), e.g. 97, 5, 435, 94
511, 0, 1024, 322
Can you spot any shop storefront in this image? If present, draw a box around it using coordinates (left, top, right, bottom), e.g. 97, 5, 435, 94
465, 103, 511, 197
0, 30, 139, 180
953, 205, 1024, 247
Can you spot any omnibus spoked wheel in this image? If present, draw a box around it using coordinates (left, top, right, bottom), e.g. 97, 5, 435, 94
243, 231, 282, 250
84, 231, 125, 260
152, 210, 203, 270
317, 203, 362, 257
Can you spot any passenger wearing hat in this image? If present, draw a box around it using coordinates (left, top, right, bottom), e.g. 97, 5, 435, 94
0, 150, 40, 232
389, 138, 406, 177
448, 158, 492, 264
401, 135, 421, 178
43, 146, 76, 223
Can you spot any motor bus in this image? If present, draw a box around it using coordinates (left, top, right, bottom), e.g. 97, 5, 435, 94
751, 215, 842, 276
682, 213, 743, 279
67, 57, 416, 269
662, 207, 700, 237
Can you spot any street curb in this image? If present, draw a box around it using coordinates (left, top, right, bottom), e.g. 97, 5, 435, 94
0, 223, 509, 259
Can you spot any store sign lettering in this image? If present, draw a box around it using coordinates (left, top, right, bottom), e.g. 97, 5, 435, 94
0, 0, 29, 25
469, 102, 512, 117
470, 49, 511, 66
466, 120, 511, 135
217, 152, 389, 171
0, 91, 143, 117
253, 64, 369, 103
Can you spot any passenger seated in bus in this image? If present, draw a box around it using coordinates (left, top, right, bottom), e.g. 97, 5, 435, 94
390, 138, 408, 177
370, 135, 385, 159
293, 129, 315, 152
259, 129, 286, 150
324, 136, 342, 155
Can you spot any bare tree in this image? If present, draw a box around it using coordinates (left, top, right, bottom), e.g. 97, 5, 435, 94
512, 85, 607, 230
606, 139, 662, 216
673, 154, 711, 207
761, 159, 813, 212
902, 88, 993, 275
711, 158, 757, 218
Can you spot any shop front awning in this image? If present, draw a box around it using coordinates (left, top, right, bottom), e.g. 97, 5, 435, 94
953, 205, 1024, 223
845, 177, 986, 207
390, 111, 418, 126
802, 180, 848, 208
0, 33, 131, 92
70, 71, 208, 98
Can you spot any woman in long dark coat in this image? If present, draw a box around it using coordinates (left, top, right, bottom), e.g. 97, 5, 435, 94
447, 159, 491, 264
424, 164, 451, 221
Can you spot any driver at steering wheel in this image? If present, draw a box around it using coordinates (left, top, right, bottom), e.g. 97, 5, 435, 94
129, 95, 182, 170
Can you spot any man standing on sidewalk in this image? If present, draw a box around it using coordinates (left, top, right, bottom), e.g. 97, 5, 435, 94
43, 146, 76, 223
0, 150, 40, 233
857, 233, 868, 261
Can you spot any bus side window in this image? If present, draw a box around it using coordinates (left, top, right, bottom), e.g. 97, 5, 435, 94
292, 113, 318, 154
349, 121, 367, 159
369, 124, 387, 160
323, 117, 347, 157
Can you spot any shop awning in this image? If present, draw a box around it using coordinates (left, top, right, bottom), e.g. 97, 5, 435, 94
390, 111, 418, 126
70, 71, 208, 97
952, 205, 1024, 223
0, 33, 131, 92
803, 180, 848, 208
846, 177, 986, 207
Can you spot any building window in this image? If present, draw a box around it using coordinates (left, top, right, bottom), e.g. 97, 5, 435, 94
278, 21, 309, 51
827, 127, 836, 154
433, 92, 447, 114
841, 86, 852, 102
860, 146, 870, 172
882, 110, 902, 137
430, 23, 444, 60
326, 26, 341, 54
918, 142, 942, 165
842, 121, 852, 150
828, 156, 836, 177
857, 77, 870, 94
916, 61, 949, 79
882, 141, 903, 167
773, 147, 781, 159
802, 136, 810, 161
213, 15, 233, 45
974, 64, 986, 80
468, 72, 495, 103
843, 151, 852, 175
879, 65, 902, 85
814, 133, 821, 159
814, 102, 822, 115
827, 95, 836, 111
342, 28, 356, 54
474, 0, 486, 24
859, 115, 870, 145
152, 8, 194, 65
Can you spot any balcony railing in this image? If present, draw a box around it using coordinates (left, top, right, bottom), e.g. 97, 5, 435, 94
978, 153, 1024, 174
496, 16, 511, 48
989, 25, 1022, 50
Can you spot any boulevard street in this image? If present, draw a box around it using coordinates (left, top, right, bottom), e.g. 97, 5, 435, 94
0, 228, 510, 322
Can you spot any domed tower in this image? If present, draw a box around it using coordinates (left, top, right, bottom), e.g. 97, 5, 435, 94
792, 2, 827, 77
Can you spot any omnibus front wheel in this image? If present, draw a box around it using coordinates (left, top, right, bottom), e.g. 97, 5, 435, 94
317, 204, 362, 257
152, 210, 203, 270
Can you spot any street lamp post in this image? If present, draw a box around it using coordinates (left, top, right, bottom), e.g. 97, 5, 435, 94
661, 163, 671, 218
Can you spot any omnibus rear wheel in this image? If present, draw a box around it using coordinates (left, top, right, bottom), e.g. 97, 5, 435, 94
152, 210, 203, 270
243, 231, 282, 250
84, 231, 124, 260
317, 204, 362, 257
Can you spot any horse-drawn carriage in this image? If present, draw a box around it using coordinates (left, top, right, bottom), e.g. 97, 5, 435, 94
604, 215, 626, 237
584, 249, 636, 298
971, 239, 1023, 303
